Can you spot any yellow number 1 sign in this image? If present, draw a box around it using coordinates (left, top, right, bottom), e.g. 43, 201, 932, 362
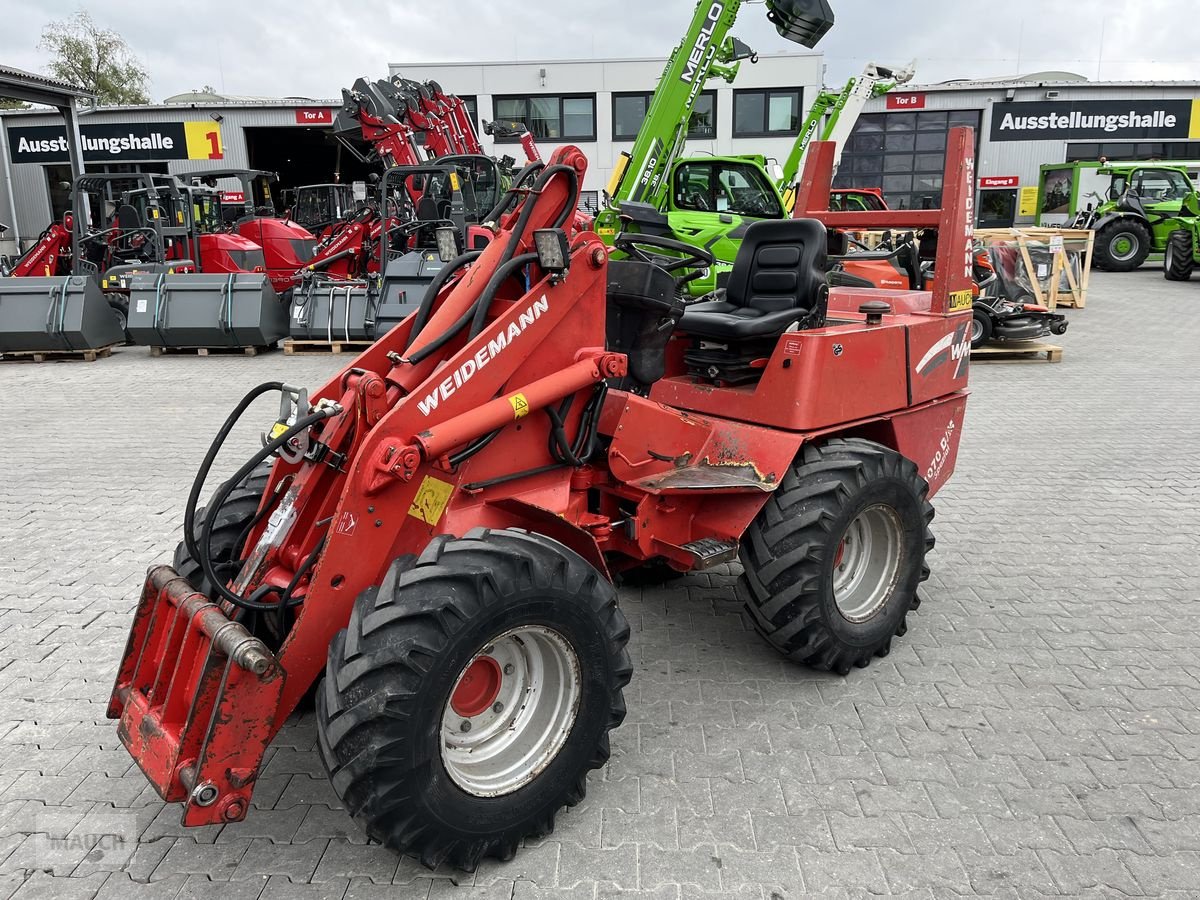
184, 122, 224, 160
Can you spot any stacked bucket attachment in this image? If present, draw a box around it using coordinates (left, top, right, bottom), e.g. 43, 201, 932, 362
0, 275, 126, 354
289, 250, 446, 342
126, 273, 289, 351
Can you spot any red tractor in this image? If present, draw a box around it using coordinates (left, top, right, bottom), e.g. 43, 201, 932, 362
110, 130, 973, 871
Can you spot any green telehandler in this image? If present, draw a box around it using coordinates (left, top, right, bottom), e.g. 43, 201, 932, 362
594, 0, 908, 294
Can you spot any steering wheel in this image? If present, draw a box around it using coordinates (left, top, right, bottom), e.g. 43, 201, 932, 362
614, 232, 714, 271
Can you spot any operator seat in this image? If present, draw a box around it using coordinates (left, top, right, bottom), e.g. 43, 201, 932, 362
680, 218, 829, 385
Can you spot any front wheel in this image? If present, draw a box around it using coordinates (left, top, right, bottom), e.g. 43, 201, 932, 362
738, 438, 934, 674
1164, 230, 1194, 281
316, 528, 631, 871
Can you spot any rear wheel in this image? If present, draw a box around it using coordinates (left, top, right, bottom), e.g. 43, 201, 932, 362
1094, 219, 1151, 272
1164, 230, 1194, 281
970, 308, 993, 349
316, 528, 631, 871
107, 297, 130, 344
738, 438, 934, 674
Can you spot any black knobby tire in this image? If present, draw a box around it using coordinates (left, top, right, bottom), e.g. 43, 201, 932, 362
173, 461, 273, 596
1163, 230, 1194, 281
316, 528, 632, 871
738, 438, 934, 675
1093, 219, 1151, 272
107, 298, 131, 344
970, 308, 993, 349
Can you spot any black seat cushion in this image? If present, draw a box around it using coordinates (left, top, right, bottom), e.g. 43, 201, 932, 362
680, 218, 828, 343
681, 299, 815, 340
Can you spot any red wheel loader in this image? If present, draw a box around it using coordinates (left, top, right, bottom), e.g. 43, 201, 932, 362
110, 126, 973, 871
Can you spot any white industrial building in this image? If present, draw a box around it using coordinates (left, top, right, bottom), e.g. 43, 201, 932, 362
388, 53, 824, 209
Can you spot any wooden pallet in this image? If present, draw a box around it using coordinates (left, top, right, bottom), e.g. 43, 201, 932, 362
0, 344, 115, 363
149, 345, 273, 357
283, 339, 373, 356
972, 341, 1063, 364
975, 227, 1095, 310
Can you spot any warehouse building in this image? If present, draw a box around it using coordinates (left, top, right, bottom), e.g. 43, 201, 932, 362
0, 94, 375, 255
842, 75, 1200, 226
6, 58, 1200, 253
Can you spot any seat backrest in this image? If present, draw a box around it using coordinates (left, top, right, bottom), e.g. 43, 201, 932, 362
116, 204, 141, 232
725, 218, 829, 316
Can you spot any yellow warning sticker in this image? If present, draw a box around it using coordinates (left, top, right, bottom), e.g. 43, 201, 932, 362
949, 289, 973, 312
408, 475, 455, 525
449, 171, 461, 192
509, 393, 530, 419
269, 422, 289, 440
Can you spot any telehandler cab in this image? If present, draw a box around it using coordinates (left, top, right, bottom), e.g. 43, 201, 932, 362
110, 128, 974, 871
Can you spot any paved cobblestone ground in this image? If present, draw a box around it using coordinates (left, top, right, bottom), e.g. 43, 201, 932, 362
0, 268, 1197, 898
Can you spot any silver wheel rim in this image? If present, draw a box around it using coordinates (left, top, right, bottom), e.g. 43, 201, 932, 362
832, 505, 904, 623
440, 625, 581, 798
1110, 232, 1139, 262
970, 317, 984, 343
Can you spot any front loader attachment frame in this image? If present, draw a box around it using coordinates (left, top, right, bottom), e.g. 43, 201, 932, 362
109, 567, 284, 824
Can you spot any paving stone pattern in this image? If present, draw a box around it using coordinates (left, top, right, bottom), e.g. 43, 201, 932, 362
0, 268, 1197, 897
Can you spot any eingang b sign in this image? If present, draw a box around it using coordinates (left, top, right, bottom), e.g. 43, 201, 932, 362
990, 99, 1200, 142
6, 121, 224, 163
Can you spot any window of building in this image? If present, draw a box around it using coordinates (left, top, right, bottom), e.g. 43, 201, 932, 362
733, 88, 802, 137
578, 190, 599, 215
460, 96, 478, 130
1066, 141, 1200, 162
493, 94, 596, 142
833, 109, 982, 210
613, 91, 717, 140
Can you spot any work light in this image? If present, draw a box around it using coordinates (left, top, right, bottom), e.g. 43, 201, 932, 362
435, 226, 460, 263
533, 228, 571, 274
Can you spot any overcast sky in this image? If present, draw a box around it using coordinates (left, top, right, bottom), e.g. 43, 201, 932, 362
3, 0, 1200, 101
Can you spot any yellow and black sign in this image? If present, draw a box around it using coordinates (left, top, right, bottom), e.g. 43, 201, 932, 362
949, 289, 974, 312
7, 121, 224, 164
509, 392, 531, 420
408, 475, 455, 526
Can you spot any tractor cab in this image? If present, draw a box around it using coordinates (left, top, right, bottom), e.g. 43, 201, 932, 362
618, 156, 789, 297
291, 183, 357, 237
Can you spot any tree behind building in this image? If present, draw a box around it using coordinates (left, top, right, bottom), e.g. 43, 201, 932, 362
38, 11, 150, 105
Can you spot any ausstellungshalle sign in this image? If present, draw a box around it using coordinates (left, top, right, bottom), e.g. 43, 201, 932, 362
990, 99, 1198, 142
6, 121, 224, 163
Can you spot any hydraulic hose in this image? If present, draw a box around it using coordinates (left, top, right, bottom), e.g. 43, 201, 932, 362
198, 408, 338, 612
183, 382, 285, 565
404, 250, 483, 350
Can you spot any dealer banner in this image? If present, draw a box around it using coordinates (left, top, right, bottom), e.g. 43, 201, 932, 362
6, 121, 224, 163
990, 99, 1200, 142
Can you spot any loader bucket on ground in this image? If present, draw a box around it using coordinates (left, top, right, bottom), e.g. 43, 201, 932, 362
765, 0, 835, 47
372, 249, 446, 337
289, 279, 374, 342
0, 275, 125, 354
127, 272, 289, 350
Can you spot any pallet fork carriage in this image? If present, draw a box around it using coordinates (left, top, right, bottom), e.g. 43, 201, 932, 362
110, 129, 974, 869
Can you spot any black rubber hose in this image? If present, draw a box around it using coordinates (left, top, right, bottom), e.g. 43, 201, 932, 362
410, 252, 538, 364
198, 409, 336, 611
183, 381, 285, 565
466, 252, 541, 340
483, 161, 544, 223
404, 250, 482, 350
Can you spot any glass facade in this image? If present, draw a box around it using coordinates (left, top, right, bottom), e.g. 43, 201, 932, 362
492, 94, 596, 141
613, 91, 716, 140
834, 109, 982, 210
733, 89, 803, 137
